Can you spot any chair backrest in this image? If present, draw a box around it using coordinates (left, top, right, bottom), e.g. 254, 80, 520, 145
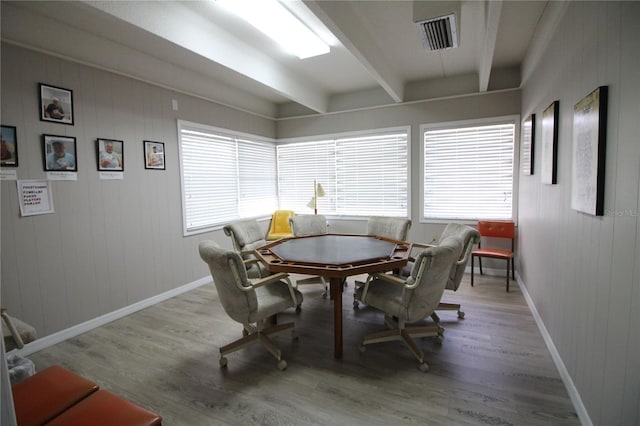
366, 216, 411, 241
289, 215, 328, 237
477, 220, 515, 250
198, 241, 257, 324
266, 210, 295, 240
403, 236, 463, 322
223, 219, 267, 256
439, 223, 481, 291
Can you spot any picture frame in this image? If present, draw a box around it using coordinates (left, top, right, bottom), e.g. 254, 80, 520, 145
43, 134, 77, 172
96, 138, 124, 171
571, 86, 608, 216
1, 125, 18, 167
144, 140, 165, 170
521, 114, 535, 175
541, 101, 559, 184
39, 83, 74, 125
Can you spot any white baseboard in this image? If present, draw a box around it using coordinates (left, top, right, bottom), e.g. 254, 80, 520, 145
12, 276, 212, 357
517, 274, 592, 426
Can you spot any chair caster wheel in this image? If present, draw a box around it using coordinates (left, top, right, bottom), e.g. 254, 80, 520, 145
296, 305, 302, 313
219, 357, 228, 368
437, 326, 445, 335
277, 360, 287, 370
353, 301, 359, 310
322, 292, 328, 299
435, 335, 443, 345
359, 345, 366, 353
457, 311, 465, 319
418, 363, 429, 372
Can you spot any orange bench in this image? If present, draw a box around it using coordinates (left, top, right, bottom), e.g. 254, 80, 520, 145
11, 365, 161, 426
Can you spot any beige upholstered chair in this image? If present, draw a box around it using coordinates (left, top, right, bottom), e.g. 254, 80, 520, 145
401, 223, 480, 323
288, 215, 330, 297
223, 219, 270, 279
353, 216, 412, 307
199, 241, 303, 370
1, 308, 36, 351
355, 236, 463, 372
366, 216, 411, 241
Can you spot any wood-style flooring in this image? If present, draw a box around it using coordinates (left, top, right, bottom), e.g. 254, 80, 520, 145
28, 273, 579, 425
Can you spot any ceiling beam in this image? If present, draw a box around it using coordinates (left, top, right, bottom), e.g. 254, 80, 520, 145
305, 0, 404, 103
478, 0, 502, 92
82, 1, 330, 113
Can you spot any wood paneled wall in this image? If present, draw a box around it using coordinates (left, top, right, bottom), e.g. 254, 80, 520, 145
519, 2, 639, 425
0, 43, 275, 337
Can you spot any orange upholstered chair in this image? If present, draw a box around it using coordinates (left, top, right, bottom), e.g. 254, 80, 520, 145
266, 210, 295, 240
471, 220, 515, 291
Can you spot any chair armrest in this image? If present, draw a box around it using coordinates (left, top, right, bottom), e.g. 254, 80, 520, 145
251, 273, 299, 307
370, 272, 407, 287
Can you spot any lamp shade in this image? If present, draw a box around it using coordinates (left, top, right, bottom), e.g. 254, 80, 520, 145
316, 183, 326, 197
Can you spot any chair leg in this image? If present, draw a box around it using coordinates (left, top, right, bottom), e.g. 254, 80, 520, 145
506, 259, 510, 292
471, 255, 475, 287
511, 257, 515, 279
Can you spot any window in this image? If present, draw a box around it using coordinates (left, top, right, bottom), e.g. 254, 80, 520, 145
178, 121, 277, 235
422, 119, 515, 221
277, 128, 409, 217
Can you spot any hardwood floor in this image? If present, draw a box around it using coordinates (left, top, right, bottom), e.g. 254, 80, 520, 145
28, 273, 579, 425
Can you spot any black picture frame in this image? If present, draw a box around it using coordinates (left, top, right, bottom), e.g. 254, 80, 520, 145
1, 125, 18, 167
521, 114, 536, 175
96, 138, 124, 171
571, 86, 608, 216
144, 140, 165, 170
43, 134, 77, 172
541, 101, 559, 184
39, 83, 74, 125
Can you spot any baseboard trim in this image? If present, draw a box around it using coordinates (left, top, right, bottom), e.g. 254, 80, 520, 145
517, 274, 592, 426
12, 277, 212, 357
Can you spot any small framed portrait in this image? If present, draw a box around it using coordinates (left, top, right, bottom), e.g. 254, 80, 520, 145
144, 140, 165, 170
1, 125, 18, 167
39, 83, 74, 125
43, 134, 77, 172
96, 138, 124, 171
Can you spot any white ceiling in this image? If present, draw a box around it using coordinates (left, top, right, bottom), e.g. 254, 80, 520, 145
1, 1, 555, 119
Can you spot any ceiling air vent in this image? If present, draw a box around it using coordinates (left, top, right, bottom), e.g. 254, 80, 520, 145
416, 14, 458, 51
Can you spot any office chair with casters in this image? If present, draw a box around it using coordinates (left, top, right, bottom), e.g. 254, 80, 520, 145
471, 220, 515, 292
391, 223, 480, 323
199, 241, 303, 370
2, 308, 36, 351
288, 215, 330, 297
355, 236, 463, 372
353, 216, 412, 306
266, 210, 295, 241
223, 219, 270, 279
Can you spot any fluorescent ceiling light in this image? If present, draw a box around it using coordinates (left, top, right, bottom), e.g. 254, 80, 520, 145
216, 0, 330, 59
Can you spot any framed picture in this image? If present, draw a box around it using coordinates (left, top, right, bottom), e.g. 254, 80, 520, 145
1, 125, 18, 167
571, 86, 608, 216
96, 138, 124, 171
144, 140, 165, 170
43, 134, 77, 172
39, 83, 74, 125
541, 101, 559, 184
521, 114, 535, 175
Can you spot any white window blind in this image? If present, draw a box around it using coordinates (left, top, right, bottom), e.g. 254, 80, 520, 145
423, 122, 515, 220
178, 122, 277, 235
277, 129, 409, 217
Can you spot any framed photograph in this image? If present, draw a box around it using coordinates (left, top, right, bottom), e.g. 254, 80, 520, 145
43, 134, 77, 172
521, 114, 535, 175
144, 140, 165, 170
1, 125, 18, 167
96, 138, 124, 171
541, 101, 559, 184
39, 83, 74, 125
571, 86, 608, 216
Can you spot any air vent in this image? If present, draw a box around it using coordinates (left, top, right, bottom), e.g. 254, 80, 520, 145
416, 14, 458, 51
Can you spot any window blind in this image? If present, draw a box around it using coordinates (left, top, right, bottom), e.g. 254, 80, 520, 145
179, 122, 277, 234
423, 122, 515, 220
277, 129, 409, 217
